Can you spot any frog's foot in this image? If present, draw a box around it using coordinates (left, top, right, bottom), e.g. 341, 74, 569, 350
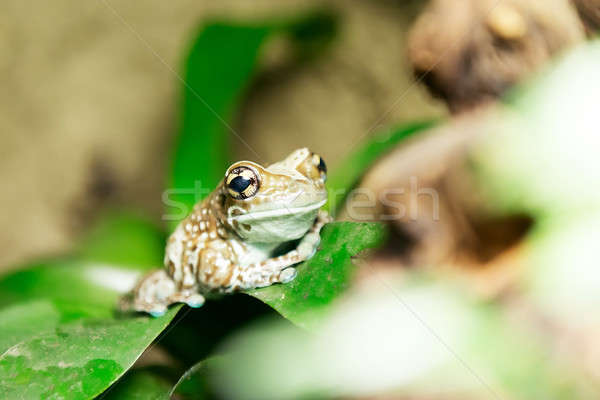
168, 291, 205, 309
129, 269, 177, 317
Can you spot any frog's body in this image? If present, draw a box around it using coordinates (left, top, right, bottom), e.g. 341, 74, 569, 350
130, 148, 330, 316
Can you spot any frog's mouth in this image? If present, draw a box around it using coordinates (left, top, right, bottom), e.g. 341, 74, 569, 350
229, 198, 327, 223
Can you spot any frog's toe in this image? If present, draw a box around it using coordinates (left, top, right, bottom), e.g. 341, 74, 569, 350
298, 233, 320, 259
149, 308, 167, 318
170, 292, 205, 309
307, 243, 318, 259
279, 267, 297, 283
132, 299, 167, 317
185, 294, 205, 309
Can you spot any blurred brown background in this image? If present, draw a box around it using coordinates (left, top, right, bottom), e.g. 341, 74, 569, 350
0, 0, 444, 272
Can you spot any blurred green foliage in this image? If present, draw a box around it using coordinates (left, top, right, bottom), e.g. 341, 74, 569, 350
169, 358, 221, 400
249, 222, 386, 330
326, 120, 435, 215
211, 278, 596, 400
102, 368, 172, 400
77, 211, 165, 270
169, 23, 271, 227
168, 12, 337, 232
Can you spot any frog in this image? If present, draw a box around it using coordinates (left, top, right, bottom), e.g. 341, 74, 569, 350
128, 148, 331, 316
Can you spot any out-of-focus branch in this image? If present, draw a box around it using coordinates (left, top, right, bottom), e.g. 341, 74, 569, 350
407, 0, 585, 112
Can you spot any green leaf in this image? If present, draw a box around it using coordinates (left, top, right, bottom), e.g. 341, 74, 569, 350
168, 23, 271, 223
0, 310, 178, 400
101, 368, 172, 400
0, 220, 179, 398
0, 258, 181, 400
248, 222, 386, 330
326, 121, 435, 215
0, 300, 60, 355
169, 359, 216, 400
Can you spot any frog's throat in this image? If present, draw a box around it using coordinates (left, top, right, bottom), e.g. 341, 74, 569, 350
228, 198, 327, 223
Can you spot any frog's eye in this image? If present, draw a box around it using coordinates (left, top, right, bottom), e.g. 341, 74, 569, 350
225, 166, 260, 200
312, 154, 327, 175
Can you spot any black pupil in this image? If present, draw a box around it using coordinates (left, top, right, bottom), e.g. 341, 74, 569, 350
229, 175, 251, 193
318, 157, 327, 173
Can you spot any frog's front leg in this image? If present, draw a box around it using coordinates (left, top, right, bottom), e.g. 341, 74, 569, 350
296, 210, 331, 259
272, 209, 331, 283
223, 210, 332, 291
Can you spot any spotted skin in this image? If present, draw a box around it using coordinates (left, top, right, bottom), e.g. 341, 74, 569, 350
129, 148, 330, 316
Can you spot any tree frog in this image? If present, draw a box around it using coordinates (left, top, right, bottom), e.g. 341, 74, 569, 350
129, 148, 330, 316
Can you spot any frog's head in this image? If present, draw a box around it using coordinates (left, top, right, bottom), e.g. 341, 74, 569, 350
223, 148, 328, 243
